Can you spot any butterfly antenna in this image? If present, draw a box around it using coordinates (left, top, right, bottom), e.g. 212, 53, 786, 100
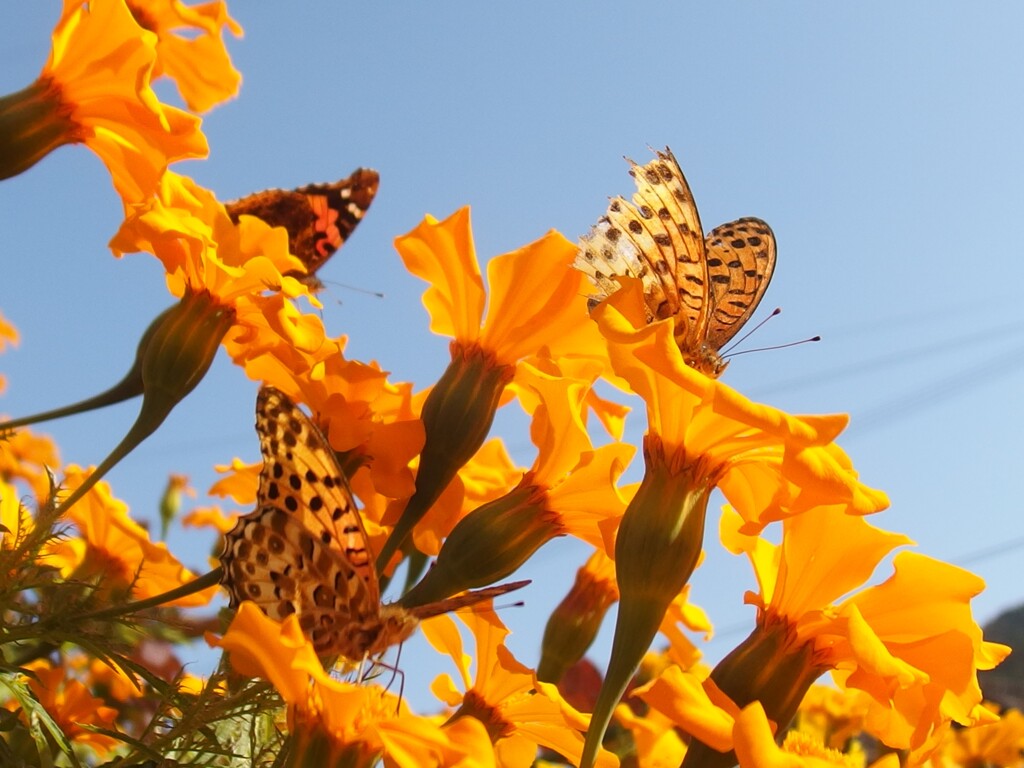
723, 335, 821, 360
320, 279, 385, 298
721, 307, 782, 355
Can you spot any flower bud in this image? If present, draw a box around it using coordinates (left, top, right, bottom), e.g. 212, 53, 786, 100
55, 290, 234, 516
537, 556, 618, 684
377, 340, 514, 569
401, 482, 552, 608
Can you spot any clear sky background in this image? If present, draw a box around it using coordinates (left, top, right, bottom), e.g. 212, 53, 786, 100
2, 3, 1023, 708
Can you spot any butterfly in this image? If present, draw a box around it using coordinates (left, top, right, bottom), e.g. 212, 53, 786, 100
219, 386, 528, 661
575, 147, 776, 377
225, 167, 379, 291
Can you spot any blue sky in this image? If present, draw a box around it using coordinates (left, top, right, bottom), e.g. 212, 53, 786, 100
2, 3, 1023, 707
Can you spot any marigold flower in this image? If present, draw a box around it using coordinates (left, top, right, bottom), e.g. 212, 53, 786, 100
0, 426, 61, 502
16, 659, 121, 757
0, 0, 207, 201
647, 506, 1010, 768
244, 341, 426, 500
401, 365, 632, 608
937, 705, 1024, 768
614, 698, 686, 768
209, 602, 490, 768
422, 606, 619, 768
791, 685, 871, 753
46, 465, 216, 606
0, 310, 18, 394
181, 504, 238, 534
581, 281, 889, 768
380, 207, 607, 567
733, 702, 861, 768
120, 0, 243, 112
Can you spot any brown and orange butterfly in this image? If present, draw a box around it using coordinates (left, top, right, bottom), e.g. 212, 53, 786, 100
575, 147, 776, 377
225, 167, 379, 291
219, 386, 527, 661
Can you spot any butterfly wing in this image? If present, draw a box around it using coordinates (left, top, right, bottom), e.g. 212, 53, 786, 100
220, 506, 379, 655
225, 167, 379, 285
702, 217, 777, 350
252, 386, 379, 604
576, 148, 709, 338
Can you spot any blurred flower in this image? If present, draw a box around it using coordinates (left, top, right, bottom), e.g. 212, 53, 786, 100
0, 311, 18, 394
933, 704, 1024, 768
0, 427, 61, 502
181, 504, 238, 534
16, 659, 121, 757
158, 472, 194, 539
0, 0, 207, 201
45, 464, 216, 606
422, 606, 619, 768
209, 602, 490, 768
733, 701, 863, 768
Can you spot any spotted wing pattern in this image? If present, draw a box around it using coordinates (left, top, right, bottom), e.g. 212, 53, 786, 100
225, 167, 379, 289
220, 387, 528, 660
575, 147, 776, 376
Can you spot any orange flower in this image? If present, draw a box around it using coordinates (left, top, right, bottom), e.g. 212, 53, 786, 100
643, 506, 1009, 768
0, 310, 18, 394
244, 338, 426, 501
0, 0, 207, 201
111, 171, 330, 374
936, 705, 1024, 768
17, 659, 121, 757
580, 280, 888, 768
0, 426, 62, 502
422, 606, 619, 768
46, 464, 216, 606
733, 702, 862, 768
380, 207, 608, 567
181, 504, 238, 534
121, 0, 243, 112
209, 602, 491, 768
0, 478, 25, 552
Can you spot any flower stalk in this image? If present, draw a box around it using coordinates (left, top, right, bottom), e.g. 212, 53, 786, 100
54, 290, 234, 517
581, 435, 711, 768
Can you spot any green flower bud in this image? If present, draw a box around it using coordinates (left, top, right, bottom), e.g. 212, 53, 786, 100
377, 340, 514, 570
401, 482, 553, 608
537, 561, 618, 684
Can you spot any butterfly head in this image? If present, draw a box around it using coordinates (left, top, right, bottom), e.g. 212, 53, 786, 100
686, 342, 730, 378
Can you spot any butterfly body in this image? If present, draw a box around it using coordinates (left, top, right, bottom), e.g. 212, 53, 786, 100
576, 148, 776, 377
220, 387, 527, 661
225, 167, 379, 290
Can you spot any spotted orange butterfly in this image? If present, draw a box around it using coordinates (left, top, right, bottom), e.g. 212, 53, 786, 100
575, 147, 776, 377
225, 167, 379, 291
219, 386, 528, 660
